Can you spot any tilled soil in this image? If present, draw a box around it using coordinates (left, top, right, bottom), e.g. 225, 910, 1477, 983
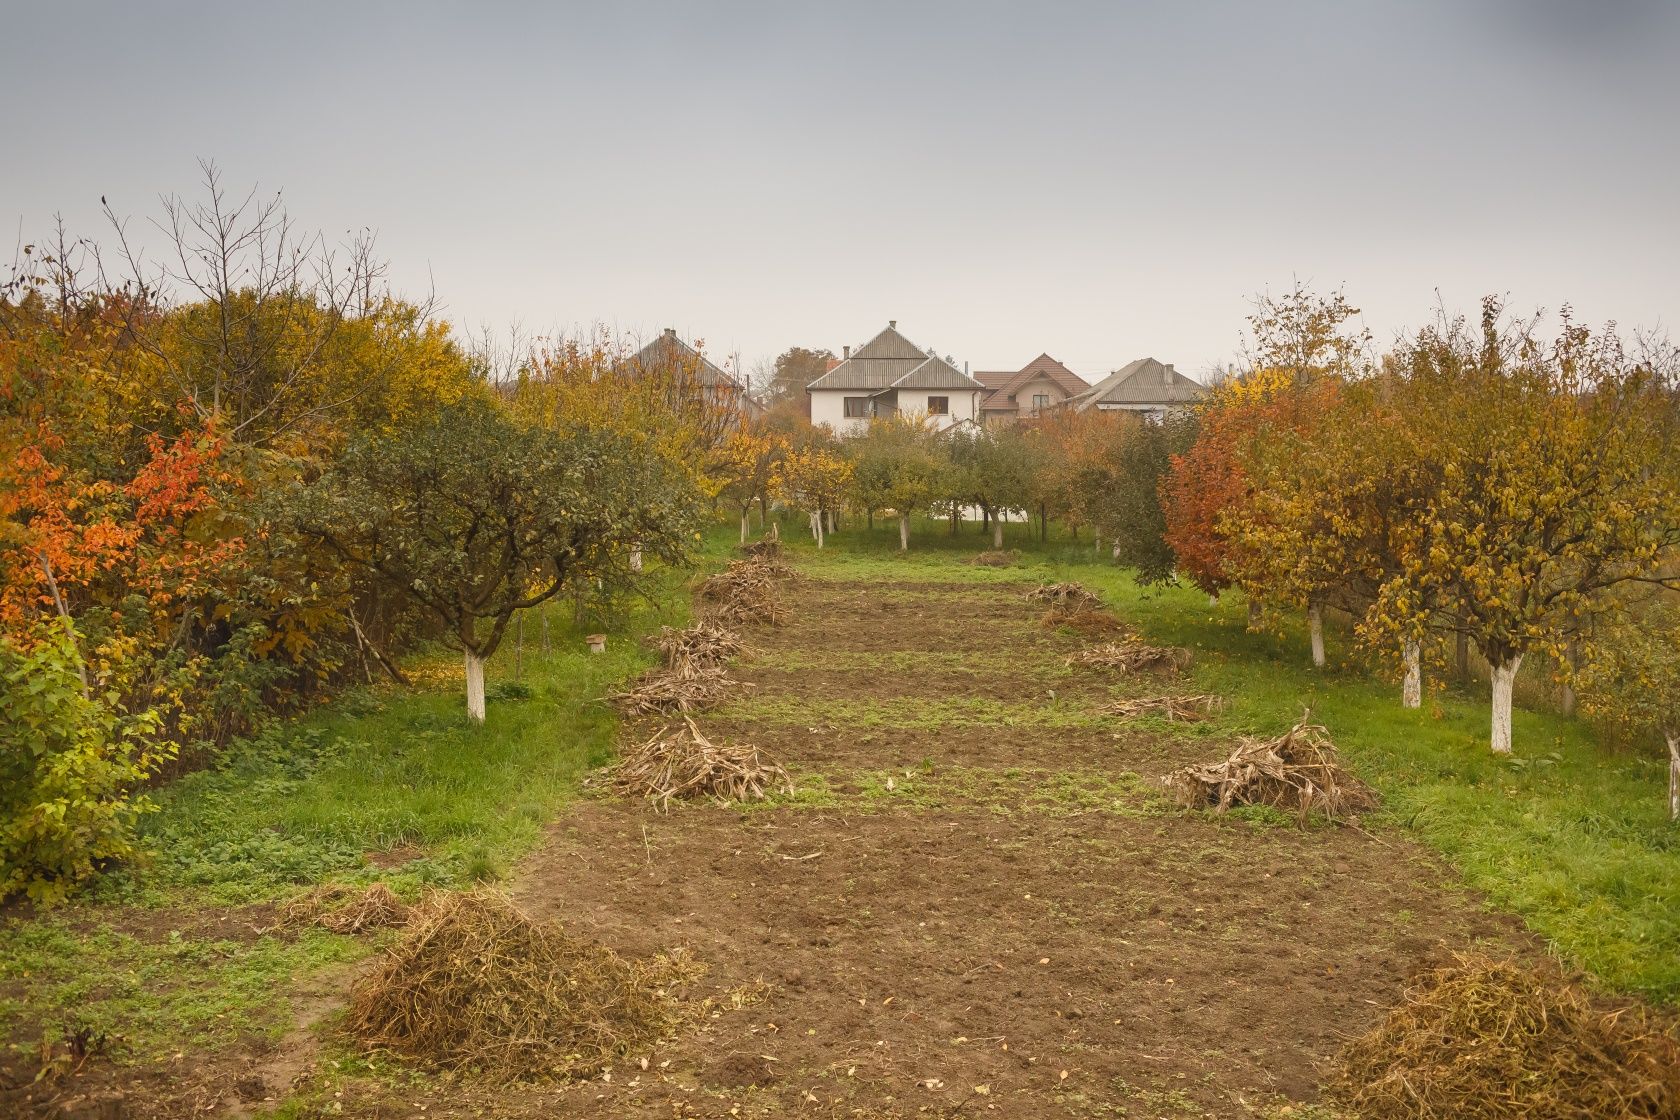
321, 571, 1532, 1118
13, 570, 1537, 1119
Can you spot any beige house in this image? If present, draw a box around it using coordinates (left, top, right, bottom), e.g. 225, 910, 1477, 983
1065, 357, 1206, 419
974, 354, 1091, 423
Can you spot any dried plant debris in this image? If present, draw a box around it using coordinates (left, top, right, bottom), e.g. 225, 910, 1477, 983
1047, 606, 1130, 636
612, 717, 792, 811
697, 558, 791, 626
972, 550, 1016, 567
739, 530, 783, 559
1163, 714, 1377, 822
1333, 954, 1680, 1120
1025, 582, 1102, 610
345, 890, 701, 1082
1108, 694, 1224, 722
608, 664, 743, 717
654, 622, 745, 676
1066, 640, 1191, 674
278, 882, 410, 935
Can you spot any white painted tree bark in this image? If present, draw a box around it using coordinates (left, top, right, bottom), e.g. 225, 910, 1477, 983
826, 509, 836, 535
992, 519, 1004, 550
1490, 653, 1523, 754
740, 508, 750, 543
1248, 599, 1262, 628
1402, 640, 1422, 709
811, 511, 825, 549
809, 511, 819, 542
1666, 732, 1679, 822
1308, 601, 1326, 668
629, 547, 642, 573
465, 649, 486, 723
1208, 593, 1219, 609
898, 513, 910, 552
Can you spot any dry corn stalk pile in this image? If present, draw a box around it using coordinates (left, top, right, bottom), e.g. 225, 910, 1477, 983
345, 890, 701, 1081
1108, 694, 1224, 722
608, 665, 743, 716
278, 881, 410, 935
1025, 582, 1102, 610
697, 558, 791, 626
612, 717, 792, 811
1332, 954, 1680, 1120
1162, 714, 1377, 822
1066, 640, 1191, 674
655, 621, 745, 676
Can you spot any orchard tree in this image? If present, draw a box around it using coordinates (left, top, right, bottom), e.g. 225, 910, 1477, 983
849, 414, 948, 551
947, 426, 1038, 549
773, 445, 851, 548
1370, 300, 1680, 754
1107, 410, 1198, 585
293, 401, 700, 721
1579, 601, 1680, 821
762, 346, 835, 403
713, 423, 783, 541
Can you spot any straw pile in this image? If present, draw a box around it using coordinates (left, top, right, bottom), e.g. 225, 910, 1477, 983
972, 550, 1016, 568
1066, 640, 1191, 674
1108, 694, 1224, 722
612, 717, 792, 811
1332, 954, 1680, 1120
1049, 606, 1130, 636
608, 665, 741, 716
279, 882, 410, 935
345, 890, 700, 1081
739, 523, 782, 559
1026, 582, 1101, 610
698, 558, 791, 626
1162, 714, 1377, 822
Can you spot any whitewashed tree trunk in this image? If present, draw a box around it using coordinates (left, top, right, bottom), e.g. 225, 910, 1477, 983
1248, 599, 1262, 628
1208, 593, 1219, 608
465, 649, 486, 723
1308, 601, 1326, 668
813, 510, 825, 549
809, 511, 819, 542
629, 547, 643, 573
992, 519, 1004, 550
827, 509, 836, 535
1666, 733, 1679, 822
898, 513, 910, 551
1490, 653, 1523, 754
740, 508, 750, 543
1402, 640, 1422, 709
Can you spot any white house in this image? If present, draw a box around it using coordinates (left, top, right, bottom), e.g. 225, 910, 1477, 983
806, 321, 984, 436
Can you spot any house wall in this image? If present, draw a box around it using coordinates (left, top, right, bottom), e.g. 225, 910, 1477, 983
811, 389, 979, 434
1014, 375, 1075, 417
810, 390, 872, 436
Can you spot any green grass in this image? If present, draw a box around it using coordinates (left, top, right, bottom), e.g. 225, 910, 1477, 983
770, 515, 1680, 1003
0, 539, 726, 1059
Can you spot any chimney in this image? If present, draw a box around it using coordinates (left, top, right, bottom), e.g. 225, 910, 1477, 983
888, 320, 897, 329
843, 345, 851, 359
662, 327, 676, 339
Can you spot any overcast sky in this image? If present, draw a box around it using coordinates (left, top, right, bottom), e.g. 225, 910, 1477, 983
5, 1, 1677, 381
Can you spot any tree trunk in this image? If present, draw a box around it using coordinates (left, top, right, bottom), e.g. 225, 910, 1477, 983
1490, 653, 1523, 755
1247, 599, 1262, 628
826, 508, 836, 535
1208, 593, 1219, 608
1559, 638, 1580, 717
812, 511, 825, 549
1455, 629, 1470, 683
1402, 639, 1421, 709
982, 507, 991, 536
1667, 733, 1679, 822
868, 508, 874, 531
514, 615, 523, 680
1308, 601, 1326, 668
992, 519, 1004, 550
809, 511, 819, 542
465, 649, 486, 723
898, 512, 910, 552
1039, 503, 1047, 543
740, 507, 750, 543
629, 547, 643, 573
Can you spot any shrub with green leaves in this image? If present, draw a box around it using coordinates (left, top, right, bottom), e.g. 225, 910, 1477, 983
1, 620, 169, 903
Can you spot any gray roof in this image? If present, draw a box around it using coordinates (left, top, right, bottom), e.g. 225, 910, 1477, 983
1070, 357, 1206, 411
807, 323, 983, 393
622, 329, 743, 390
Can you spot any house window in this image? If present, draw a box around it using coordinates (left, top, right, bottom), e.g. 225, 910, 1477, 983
1032, 393, 1050, 412
843, 396, 871, 418
928, 396, 949, 415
